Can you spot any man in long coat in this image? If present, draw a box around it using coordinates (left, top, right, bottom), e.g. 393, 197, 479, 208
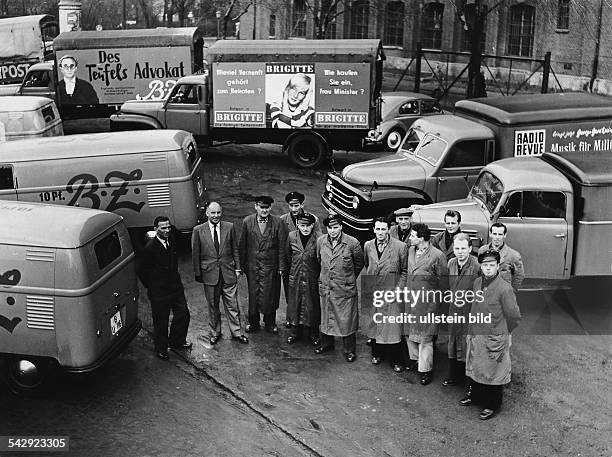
405, 223, 448, 385
461, 249, 521, 420
315, 215, 364, 362
363, 217, 408, 371
478, 222, 525, 290
285, 212, 321, 345
431, 210, 462, 260
239, 196, 288, 333
443, 232, 480, 386
389, 207, 412, 243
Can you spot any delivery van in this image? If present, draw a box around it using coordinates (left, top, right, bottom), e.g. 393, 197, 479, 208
0, 129, 206, 233
0, 96, 63, 141
0, 201, 141, 394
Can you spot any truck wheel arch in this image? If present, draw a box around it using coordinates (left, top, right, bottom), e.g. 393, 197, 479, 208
284, 131, 330, 169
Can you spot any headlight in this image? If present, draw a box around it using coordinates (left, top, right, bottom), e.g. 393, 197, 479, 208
351, 196, 359, 209
326, 179, 332, 192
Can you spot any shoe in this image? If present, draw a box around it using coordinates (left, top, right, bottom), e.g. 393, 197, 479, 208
442, 378, 457, 387
459, 393, 473, 406
232, 335, 249, 344
156, 351, 169, 361
371, 356, 382, 365
265, 325, 279, 334
287, 335, 298, 344
366, 338, 373, 346
420, 372, 432, 385
314, 345, 333, 354
479, 408, 495, 420
405, 361, 418, 372
209, 334, 222, 345
345, 352, 356, 363
245, 324, 260, 333
170, 341, 193, 350
393, 364, 405, 373
311, 338, 321, 347
285, 321, 291, 328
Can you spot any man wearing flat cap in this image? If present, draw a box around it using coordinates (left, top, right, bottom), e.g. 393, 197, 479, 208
239, 196, 289, 333
281, 191, 322, 328
315, 215, 364, 362
285, 212, 321, 345
461, 249, 521, 420
390, 207, 413, 243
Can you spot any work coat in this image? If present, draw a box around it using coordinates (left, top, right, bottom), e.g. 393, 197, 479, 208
317, 233, 364, 337
478, 243, 525, 290
389, 224, 411, 244
431, 230, 461, 260
286, 230, 320, 327
363, 237, 408, 344
404, 244, 448, 343
466, 274, 521, 385
239, 214, 288, 314
280, 212, 323, 235
447, 255, 480, 361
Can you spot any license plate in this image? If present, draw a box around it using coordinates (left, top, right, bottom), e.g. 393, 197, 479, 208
110, 309, 123, 336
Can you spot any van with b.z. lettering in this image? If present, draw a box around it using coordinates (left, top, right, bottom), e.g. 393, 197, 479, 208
0, 129, 206, 234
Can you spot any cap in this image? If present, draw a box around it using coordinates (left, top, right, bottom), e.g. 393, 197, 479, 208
394, 207, 413, 217
255, 195, 274, 206
285, 191, 305, 204
478, 249, 501, 264
297, 212, 316, 225
323, 214, 342, 227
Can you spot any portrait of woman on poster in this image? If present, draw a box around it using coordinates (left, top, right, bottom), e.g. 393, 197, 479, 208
267, 73, 314, 129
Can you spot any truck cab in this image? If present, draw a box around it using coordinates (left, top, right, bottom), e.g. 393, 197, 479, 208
409, 151, 612, 282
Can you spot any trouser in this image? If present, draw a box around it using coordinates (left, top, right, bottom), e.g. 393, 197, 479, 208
320, 332, 356, 354
204, 274, 242, 337
468, 378, 503, 411
248, 311, 276, 327
447, 358, 466, 382
282, 271, 290, 323
290, 324, 318, 341
150, 292, 190, 351
371, 339, 406, 366
447, 333, 467, 362
407, 340, 434, 372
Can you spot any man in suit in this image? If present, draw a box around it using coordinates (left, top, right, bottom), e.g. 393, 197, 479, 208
389, 207, 412, 244
138, 216, 192, 360
57, 55, 99, 106
240, 195, 288, 334
478, 222, 525, 291
192, 202, 248, 346
431, 210, 462, 260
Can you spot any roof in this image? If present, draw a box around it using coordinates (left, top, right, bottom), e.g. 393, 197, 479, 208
455, 93, 612, 125
542, 151, 612, 186
54, 27, 200, 50
207, 39, 384, 62
0, 201, 122, 249
0, 96, 55, 112
413, 115, 494, 142
485, 157, 572, 193
0, 129, 191, 162
0, 14, 52, 28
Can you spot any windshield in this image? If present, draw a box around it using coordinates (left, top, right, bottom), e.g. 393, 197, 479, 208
412, 133, 447, 165
470, 171, 504, 213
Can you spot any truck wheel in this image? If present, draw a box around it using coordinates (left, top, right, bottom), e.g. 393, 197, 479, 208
385, 128, 405, 151
2, 355, 59, 396
286, 133, 329, 169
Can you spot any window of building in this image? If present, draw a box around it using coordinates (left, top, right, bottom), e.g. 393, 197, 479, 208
460, 3, 486, 52
350, 0, 369, 39
384, 1, 404, 47
422, 2, 444, 49
94, 231, 122, 270
269, 14, 276, 37
508, 4, 535, 57
291, 0, 307, 37
556, 0, 570, 31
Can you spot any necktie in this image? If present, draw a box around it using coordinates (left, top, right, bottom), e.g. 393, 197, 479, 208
213, 223, 220, 253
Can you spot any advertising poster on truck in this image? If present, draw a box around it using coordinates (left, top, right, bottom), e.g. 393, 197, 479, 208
514, 120, 612, 157
211, 62, 370, 129
55, 47, 191, 105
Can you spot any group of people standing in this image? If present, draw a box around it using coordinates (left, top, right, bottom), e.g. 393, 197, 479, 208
138, 194, 524, 421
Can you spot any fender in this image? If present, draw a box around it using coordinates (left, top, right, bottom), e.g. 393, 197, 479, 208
109, 113, 163, 130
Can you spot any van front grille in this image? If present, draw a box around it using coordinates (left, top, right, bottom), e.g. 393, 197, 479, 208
26, 296, 55, 330
147, 184, 171, 207
26, 249, 55, 262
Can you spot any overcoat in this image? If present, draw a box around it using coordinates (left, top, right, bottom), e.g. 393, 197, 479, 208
317, 233, 364, 337
389, 224, 411, 243
239, 214, 288, 314
431, 230, 460, 260
447, 255, 480, 361
404, 244, 448, 343
280, 212, 323, 235
363, 237, 408, 343
286, 230, 320, 327
138, 236, 183, 300
465, 274, 521, 385
478, 243, 525, 290
191, 221, 241, 286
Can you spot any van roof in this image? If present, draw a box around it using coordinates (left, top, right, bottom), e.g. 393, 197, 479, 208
414, 115, 494, 142
0, 96, 54, 112
0, 129, 191, 162
542, 151, 612, 186
54, 27, 200, 50
0, 201, 123, 248
485, 157, 572, 193
455, 93, 612, 125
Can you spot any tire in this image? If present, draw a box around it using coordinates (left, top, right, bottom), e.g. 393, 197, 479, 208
2, 355, 59, 396
286, 133, 329, 169
385, 128, 405, 151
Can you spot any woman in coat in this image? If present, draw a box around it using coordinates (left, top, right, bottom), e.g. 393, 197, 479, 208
461, 249, 521, 420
